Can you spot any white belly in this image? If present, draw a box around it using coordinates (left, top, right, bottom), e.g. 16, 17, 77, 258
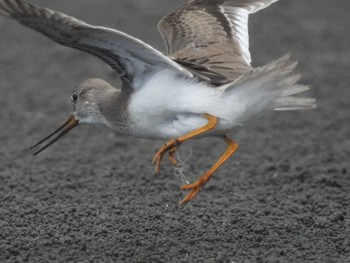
127, 70, 239, 139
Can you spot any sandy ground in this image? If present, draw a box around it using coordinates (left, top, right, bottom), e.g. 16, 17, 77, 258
0, 0, 349, 262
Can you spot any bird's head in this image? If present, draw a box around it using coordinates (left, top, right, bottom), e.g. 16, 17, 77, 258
30, 78, 119, 155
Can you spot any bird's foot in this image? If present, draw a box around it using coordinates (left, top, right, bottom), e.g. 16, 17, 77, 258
179, 175, 210, 205
152, 139, 181, 173
168, 149, 179, 166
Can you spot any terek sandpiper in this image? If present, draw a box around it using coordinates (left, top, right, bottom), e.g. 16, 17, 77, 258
0, 0, 316, 204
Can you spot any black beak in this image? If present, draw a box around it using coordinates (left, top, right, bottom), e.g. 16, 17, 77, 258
30, 114, 79, 156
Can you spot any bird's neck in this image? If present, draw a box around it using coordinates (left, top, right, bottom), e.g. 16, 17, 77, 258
100, 86, 132, 135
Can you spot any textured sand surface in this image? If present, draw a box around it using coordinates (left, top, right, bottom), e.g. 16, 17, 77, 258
0, 0, 349, 262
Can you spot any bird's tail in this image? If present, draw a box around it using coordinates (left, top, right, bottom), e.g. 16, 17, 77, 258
222, 54, 316, 122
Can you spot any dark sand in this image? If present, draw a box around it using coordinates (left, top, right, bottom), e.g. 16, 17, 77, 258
0, 0, 349, 262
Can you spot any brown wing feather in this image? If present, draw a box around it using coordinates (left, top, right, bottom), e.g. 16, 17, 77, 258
159, 0, 279, 84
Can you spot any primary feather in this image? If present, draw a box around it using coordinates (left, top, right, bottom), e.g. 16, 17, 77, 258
0, 0, 192, 85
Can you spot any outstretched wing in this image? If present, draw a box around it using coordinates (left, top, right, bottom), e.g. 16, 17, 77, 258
0, 0, 192, 87
158, 0, 279, 84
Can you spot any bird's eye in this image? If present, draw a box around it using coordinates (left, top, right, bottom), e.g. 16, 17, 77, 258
71, 93, 79, 102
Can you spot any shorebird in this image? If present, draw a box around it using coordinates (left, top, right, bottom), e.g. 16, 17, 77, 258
0, 0, 315, 205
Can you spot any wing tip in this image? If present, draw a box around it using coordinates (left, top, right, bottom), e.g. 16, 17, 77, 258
0, 0, 25, 18
0, 1, 11, 17
247, 0, 281, 14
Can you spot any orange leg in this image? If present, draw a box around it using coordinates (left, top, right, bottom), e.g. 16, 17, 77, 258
179, 136, 239, 205
152, 114, 218, 173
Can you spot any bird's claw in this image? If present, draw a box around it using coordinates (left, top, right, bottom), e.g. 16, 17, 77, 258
152, 139, 180, 173
179, 177, 209, 205
179, 184, 202, 205
168, 148, 179, 166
